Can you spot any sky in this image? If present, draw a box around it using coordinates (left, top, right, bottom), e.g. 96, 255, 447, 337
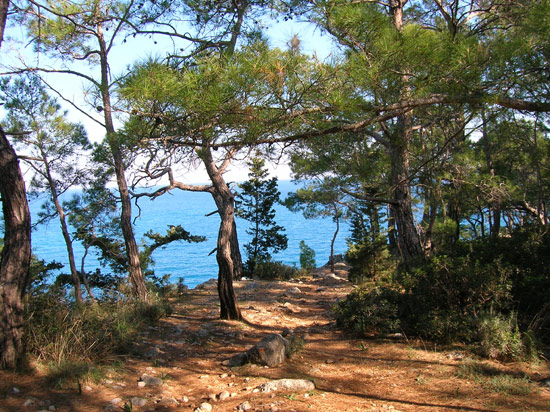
1, 10, 336, 185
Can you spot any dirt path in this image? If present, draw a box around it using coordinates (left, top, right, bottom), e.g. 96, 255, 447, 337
2, 266, 550, 411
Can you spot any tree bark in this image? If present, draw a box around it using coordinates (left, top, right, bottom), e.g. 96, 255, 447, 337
0, 0, 32, 371
389, 120, 424, 265
42, 155, 84, 304
97, 20, 147, 301
0, 127, 32, 370
329, 205, 340, 273
230, 221, 243, 280
387, 0, 424, 267
200, 148, 242, 320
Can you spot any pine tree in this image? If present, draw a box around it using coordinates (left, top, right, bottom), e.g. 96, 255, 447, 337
236, 156, 287, 274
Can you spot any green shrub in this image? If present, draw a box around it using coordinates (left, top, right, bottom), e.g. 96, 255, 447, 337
346, 235, 392, 284
475, 313, 539, 361
299, 241, 316, 271
337, 226, 549, 356
333, 286, 401, 336
252, 260, 298, 280
400, 249, 516, 342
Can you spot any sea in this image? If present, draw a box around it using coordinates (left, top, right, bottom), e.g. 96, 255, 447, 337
28, 180, 351, 288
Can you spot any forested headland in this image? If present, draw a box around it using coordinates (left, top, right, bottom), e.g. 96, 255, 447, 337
1, 1, 550, 401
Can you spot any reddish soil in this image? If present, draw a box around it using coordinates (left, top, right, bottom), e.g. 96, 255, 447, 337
2, 265, 550, 412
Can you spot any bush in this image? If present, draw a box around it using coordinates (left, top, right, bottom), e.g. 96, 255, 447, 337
299, 241, 316, 271
400, 250, 515, 342
253, 260, 298, 280
476, 313, 539, 361
336, 226, 549, 357
24, 291, 169, 366
346, 235, 393, 284
333, 286, 401, 336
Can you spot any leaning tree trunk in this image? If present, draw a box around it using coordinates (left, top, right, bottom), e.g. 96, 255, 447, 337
201, 148, 242, 320
98, 24, 147, 301
44, 159, 84, 304
389, 115, 424, 266
387, 0, 424, 267
0, 127, 32, 370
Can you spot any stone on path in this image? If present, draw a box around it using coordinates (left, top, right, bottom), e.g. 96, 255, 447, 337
194, 402, 212, 412
283, 287, 302, 296
258, 379, 315, 393
237, 401, 252, 411
140, 374, 163, 386
130, 397, 147, 407
223, 333, 290, 367
246, 334, 290, 367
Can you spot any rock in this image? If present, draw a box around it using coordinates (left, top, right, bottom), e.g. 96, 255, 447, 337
446, 351, 465, 360
23, 399, 35, 407
137, 381, 146, 388
207, 393, 217, 402
218, 391, 230, 401
143, 346, 162, 358
140, 374, 163, 386
196, 279, 217, 289
109, 398, 122, 405
11, 387, 20, 394
159, 397, 178, 405
237, 401, 252, 411
83, 385, 93, 392
195, 402, 212, 412
283, 287, 302, 296
223, 352, 248, 367
258, 379, 315, 393
246, 334, 290, 367
131, 397, 147, 407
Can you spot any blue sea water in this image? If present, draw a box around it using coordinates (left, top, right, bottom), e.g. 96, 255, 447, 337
29, 181, 351, 288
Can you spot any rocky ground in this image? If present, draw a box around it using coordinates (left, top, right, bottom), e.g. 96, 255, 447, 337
2, 263, 550, 412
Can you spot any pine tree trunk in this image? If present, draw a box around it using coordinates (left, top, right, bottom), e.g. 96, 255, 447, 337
44, 160, 83, 304
0, 127, 32, 370
389, 115, 424, 266
97, 23, 147, 301
387, 0, 424, 267
201, 148, 242, 320
231, 221, 243, 280
216, 201, 242, 320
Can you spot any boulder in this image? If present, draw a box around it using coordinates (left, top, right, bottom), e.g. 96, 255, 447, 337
223, 333, 290, 367
195, 279, 217, 289
247, 334, 290, 367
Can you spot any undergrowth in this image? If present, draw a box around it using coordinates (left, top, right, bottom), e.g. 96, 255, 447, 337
456, 360, 535, 396
24, 290, 170, 386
